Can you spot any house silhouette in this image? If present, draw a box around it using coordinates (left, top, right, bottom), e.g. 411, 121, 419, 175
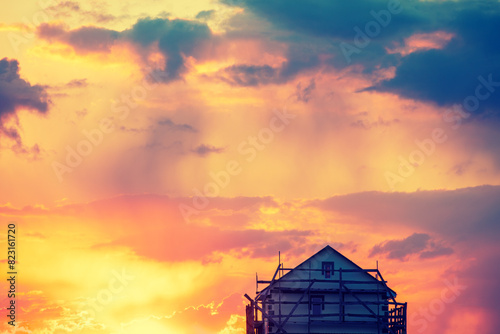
245, 245, 407, 334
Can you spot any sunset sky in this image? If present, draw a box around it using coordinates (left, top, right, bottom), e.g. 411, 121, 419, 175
1, 0, 500, 333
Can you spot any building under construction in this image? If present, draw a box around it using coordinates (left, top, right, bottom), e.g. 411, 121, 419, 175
244, 245, 407, 334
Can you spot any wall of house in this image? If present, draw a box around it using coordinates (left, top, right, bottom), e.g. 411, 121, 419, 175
263, 250, 389, 334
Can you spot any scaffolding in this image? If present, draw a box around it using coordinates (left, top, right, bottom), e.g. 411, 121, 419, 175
245, 264, 407, 334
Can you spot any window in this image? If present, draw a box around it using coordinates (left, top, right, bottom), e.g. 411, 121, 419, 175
310, 295, 324, 316
267, 303, 274, 316
322, 261, 334, 278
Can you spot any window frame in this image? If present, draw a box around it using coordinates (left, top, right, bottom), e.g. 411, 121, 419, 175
321, 261, 335, 278
310, 295, 325, 316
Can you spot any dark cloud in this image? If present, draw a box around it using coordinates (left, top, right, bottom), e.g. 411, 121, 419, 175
118, 119, 197, 135
35, 1, 500, 117
0, 58, 49, 155
217, 47, 320, 87
223, 0, 427, 71
142, 141, 183, 151
38, 17, 212, 83
154, 20, 211, 81
37, 23, 119, 53
218, 64, 279, 86
225, 0, 500, 118
279, 45, 322, 78
309, 185, 500, 242
370, 7, 500, 117
419, 243, 454, 259
370, 233, 429, 260
223, 0, 424, 41
191, 144, 225, 156
369, 233, 453, 261
64, 26, 118, 52
0, 58, 48, 116
124, 17, 212, 82
40, 15, 319, 87
65, 78, 88, 88
125, 17, 170, 47
370, 52, 500, 114
196, 10, 215, 20
158, 118, 197, 132
295, 78, 316, 102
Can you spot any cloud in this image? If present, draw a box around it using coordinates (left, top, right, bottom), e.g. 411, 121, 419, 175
65, 78, 88, 88
369, 233, 453, 261
218, 64, 279, 86
385, 31, 455, 56
97, 226, 309, 262
192, 144, 225, 156
37, 23, 119, 53
0, 58, 48, 117
370, 233, 430, 260
309, 185, 500, 242
44, 0, 116, 23
223, 0, 423, 41
447, 160, 473, 176
119, 125, 146, 133
128, 17, 212, 82
225, 0, 500, 118
52, 0, 80, 12
4, 189, 500, 333
157, 294, 245, 334
141, 141, 183, 151
307, 186, 500, 332
419, 243, 454, 259
40, 15, 321, 87
0, 58, 49, 155
294, 78, 316, 102
117, 118, 197, 136
364, 5, 500, 117
196, 10, 216, 20
223, 0, 426, 71
37, 17, 212, 83
456, 249, 500, 334
216, 47, 320, 87
0, 194, 308, 263
158, 118, 197, 132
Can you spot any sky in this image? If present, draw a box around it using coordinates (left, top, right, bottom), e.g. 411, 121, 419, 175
1, 0, 500, 333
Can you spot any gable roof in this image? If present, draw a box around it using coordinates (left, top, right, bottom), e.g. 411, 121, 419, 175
282, 245, 380, 281
258, 245, 397, 297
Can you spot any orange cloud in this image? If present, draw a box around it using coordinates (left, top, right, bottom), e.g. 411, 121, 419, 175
386, 31, 455, 56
